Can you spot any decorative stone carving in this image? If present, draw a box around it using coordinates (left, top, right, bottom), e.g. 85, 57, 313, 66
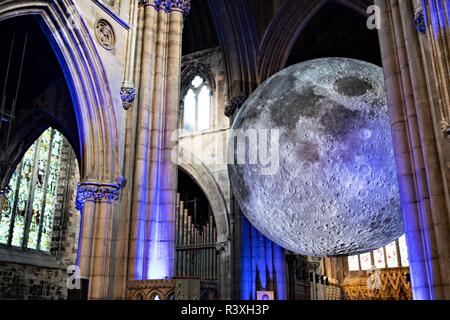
139, 0, 191, 15
120, 84, 137, 110
215, 241, 229, 254
94, 19, 116, 50
76, 179, 123, 211
414, 10, 426, 34
224, 96, 246, 118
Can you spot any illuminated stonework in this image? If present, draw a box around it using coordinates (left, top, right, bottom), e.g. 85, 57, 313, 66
75, 181, 122, 211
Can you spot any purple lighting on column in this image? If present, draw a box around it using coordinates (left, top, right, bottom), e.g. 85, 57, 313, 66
241, 217, 253, 300
423, 0, 450, 34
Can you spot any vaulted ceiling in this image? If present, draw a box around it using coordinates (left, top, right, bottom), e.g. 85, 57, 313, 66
183, 0, 379, 98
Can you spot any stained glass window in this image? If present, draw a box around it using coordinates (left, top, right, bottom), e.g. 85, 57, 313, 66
373, 247, 386, 269
385, 241, 399, 268
183, 76, 212, 133
360, 252, 372, 271
348, 236, 408, 271
348, 255, 360, 271
0, 128, 65, 251
399, 234, 409, 267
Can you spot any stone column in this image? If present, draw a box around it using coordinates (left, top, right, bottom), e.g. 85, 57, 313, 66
216, 240, 231, 299
375, 0, 450, 300
127, 0, 189, 281
420, 1, 450, 137
76, 181, 122, 299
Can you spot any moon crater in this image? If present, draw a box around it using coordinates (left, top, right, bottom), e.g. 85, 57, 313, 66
228, 58, 404, 257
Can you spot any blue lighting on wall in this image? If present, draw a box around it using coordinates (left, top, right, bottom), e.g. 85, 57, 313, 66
241, 217, 253, 300
422, 0, 450, 34
240, 216, 286, 300
273, 243, 286, 300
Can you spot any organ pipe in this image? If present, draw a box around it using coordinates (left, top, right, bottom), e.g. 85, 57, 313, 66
175, 194, 217, 281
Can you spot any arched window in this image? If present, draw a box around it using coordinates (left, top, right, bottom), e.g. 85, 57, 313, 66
348, 235, 409, 271
0, 128, 73, 251
183, 76, 212, 133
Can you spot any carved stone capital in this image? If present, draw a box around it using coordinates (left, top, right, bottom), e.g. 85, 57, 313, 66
76, 178, 124, 211
225, 96, 247, 118
139, 0, 191, 15
308, 262, 320, 273
120, 85, 137, 110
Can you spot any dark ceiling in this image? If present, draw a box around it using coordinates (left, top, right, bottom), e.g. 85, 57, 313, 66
0, 17, 63, 110
182, 0, 219, 55
178, 168, 212, 225
286, 2, 382, 67
0, 16, 79, 173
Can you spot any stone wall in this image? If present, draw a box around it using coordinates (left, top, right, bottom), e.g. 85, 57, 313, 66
0, 262, 68, 300
179, 47, 233, 299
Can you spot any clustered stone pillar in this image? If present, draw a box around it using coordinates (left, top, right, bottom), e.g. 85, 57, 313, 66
421, 1, 450, 137
375, 0, 450, 299
127, 0, 188, 281
76, 181, 122, 299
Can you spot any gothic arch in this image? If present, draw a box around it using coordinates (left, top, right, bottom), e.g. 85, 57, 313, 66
0, 0, 121, 184
178, 147, 230, 243
258, 0, 371, 81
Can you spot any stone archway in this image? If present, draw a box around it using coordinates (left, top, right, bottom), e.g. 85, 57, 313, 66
0, 0, 121, 183
258, 0, 371, 81
0, 0, 122, 299
178, 147, 231, 299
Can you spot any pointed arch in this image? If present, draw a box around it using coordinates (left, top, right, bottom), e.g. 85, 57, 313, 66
0, 0, 121, 184
258, 0, 372, 81
178, 147, 229, 242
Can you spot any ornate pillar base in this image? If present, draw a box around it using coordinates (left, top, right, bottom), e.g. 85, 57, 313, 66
76, 179, 123, 299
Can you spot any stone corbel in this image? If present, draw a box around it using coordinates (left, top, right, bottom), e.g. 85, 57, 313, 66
120, 81, 137, 110
225, 96, 247, 118
215, 240, 230, 254
414, 9, 426, 34
76, 177, 125, 211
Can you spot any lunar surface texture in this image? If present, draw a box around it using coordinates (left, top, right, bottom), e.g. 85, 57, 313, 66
228, 58, 403, 257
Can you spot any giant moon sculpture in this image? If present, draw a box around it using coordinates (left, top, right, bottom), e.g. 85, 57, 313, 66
228, 58, 403, 257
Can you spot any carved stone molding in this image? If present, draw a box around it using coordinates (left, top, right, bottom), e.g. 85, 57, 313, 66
139, 0, 191, 15
76, 179, 123, 211
94, 19, 116, 50
120, 85, 137, 110
225, 96, 246, 118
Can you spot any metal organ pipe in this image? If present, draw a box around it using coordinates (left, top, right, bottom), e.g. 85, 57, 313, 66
175, 193, 217, 281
